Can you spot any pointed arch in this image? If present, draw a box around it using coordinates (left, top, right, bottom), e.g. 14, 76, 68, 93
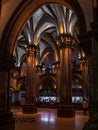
1, 0, 86, 59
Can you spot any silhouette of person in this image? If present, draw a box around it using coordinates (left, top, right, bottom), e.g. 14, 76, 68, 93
82, 99, 88, 115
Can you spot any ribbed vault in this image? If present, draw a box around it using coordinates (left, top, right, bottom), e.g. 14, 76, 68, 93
1, 0, 86, 62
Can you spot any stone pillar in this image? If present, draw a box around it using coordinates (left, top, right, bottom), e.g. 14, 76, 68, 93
57, 33, 75, 118
78, 31, 98, 130
92, 0, 98, 22
0, 0, 2, 18
80, 57, 89, 99
23, 45, 38, 114
60, 46, 72, 104
0, 57, 15, 130
54, 61, 60, 102
36, 65, 42, 102
82, 2, 98, 128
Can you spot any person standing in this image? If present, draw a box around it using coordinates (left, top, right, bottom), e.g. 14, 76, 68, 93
82, 99, 88, 115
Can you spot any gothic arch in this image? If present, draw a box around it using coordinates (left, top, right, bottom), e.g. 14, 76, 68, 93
1, 0, 86, 61
38, 75, 56, 92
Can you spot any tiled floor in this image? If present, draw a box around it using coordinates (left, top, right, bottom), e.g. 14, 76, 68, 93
11, 107, 89, 130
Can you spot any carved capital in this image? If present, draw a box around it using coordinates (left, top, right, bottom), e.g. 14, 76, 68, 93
57, 33, 75, 49
25, 45, 39, 57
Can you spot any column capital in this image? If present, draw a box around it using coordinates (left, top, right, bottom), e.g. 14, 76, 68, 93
57, 33, 75, 49
77, 32, 92, 56
0, 57, 15, 71
25, 44, 39, 56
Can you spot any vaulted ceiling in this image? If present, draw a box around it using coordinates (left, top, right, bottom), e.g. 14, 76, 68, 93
15, 3, 80, 68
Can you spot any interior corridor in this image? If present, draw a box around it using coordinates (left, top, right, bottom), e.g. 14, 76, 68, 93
11, 107, 88, 130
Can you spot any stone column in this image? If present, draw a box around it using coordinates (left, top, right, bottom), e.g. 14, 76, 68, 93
23, 45, 38, 114
57, 33, 75, 118
83, 35, 98, 130
0, 57, 15, 130
78, 31, 98, 130
60, 46, 72, 104
80, 57, 89, 99
82, 2, 98, 128
36, 65, 42, 102
92, 0, 98, 22
54, 61, 60, 102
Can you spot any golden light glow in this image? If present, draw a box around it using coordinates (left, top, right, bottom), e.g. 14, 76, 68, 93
56, 55, 59, 62
39, 85, 42, 90
81, 51, 86, 58
36, 60, 38, 66
77, 85, 82, 89
54, 85, 56, 89
60, 25, 64, 34
34, 38, 38, 46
